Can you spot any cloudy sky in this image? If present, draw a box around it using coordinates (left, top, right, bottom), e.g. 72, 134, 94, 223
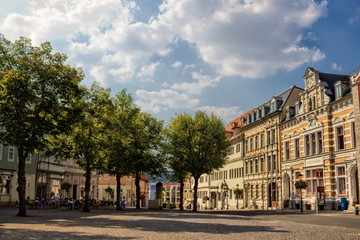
0, 0, 359, 124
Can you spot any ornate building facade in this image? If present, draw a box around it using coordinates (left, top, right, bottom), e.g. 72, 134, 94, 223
280, 68, 358, 210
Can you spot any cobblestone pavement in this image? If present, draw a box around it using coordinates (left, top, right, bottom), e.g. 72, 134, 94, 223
0, 208, 360, 240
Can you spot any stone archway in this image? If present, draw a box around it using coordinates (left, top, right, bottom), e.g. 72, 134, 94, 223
283, 173, 291, 208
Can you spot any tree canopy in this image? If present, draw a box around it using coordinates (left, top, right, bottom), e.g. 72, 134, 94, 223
165, 111, 230, 211
0, 35, 84, 216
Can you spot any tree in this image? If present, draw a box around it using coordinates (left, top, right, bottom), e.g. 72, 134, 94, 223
165, 111, 230, 211
128, 112, 164, 209
0, 35, 84, 216
104, 89, 140, 210
48, 82, 111, 212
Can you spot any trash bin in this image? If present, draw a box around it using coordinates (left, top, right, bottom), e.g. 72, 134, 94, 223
340, 197, 348, 211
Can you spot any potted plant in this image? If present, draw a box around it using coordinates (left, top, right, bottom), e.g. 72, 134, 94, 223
60, 182, 72, 198
105, 186, 114, 203
295, 180, 307, 189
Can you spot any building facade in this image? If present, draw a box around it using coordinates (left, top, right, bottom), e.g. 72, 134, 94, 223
243, 86, 303, 210
280, 68, 358, 210
98, 174, 148, 207
0, 146, 38, 205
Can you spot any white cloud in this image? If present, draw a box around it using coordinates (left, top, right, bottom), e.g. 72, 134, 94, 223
136, 62, 160, 82
171, 61, 182, 68
331, 63, 343, 71
196, 106, 243, 124
0, 0, 328, 86
135, 89, 199, 114
157, 0, 327, 78
171, 72, 221, 95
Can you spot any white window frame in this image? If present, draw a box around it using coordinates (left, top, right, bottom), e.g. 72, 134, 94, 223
8, 147, 15, 162
26, 154, 32, 164
336, 165, 347, 196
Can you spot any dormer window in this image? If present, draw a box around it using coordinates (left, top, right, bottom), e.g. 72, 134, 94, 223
247, 115, 251, 124
334, 82, 342, 99
270, 101, 277, 112
252, 112, 256, 121
256, 109, 260, 120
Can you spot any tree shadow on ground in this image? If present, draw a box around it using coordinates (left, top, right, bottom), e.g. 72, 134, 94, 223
0, 228, 135, 240
0, 210, 290, 235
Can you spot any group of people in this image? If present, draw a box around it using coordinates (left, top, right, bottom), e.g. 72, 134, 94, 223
22, 194, 127, 210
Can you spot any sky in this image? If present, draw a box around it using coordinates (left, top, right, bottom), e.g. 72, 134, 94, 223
0, 0, 359, 125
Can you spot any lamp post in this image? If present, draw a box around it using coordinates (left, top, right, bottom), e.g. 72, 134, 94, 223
295, 173, 307, 213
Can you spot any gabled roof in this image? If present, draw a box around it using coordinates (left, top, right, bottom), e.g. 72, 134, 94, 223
225, 109, 255, 134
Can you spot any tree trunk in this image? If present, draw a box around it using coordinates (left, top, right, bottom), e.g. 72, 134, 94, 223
135, 172, 141, 209
116, 173, 122, 210
82, 158, 91, 212
192, 176, 199, 212
16, 148, 27, 217
179, 180, 184, 211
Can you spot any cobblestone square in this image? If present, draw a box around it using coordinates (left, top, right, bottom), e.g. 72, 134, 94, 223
1, 208, 360, 240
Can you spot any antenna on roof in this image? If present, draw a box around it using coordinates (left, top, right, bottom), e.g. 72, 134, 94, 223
347, 66, 360, 76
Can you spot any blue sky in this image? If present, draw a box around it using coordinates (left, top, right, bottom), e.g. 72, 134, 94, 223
0, 0, 359, 124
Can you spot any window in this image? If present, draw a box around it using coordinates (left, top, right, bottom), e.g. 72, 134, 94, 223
294, 139, 300, 158
272, 155, 277, 171
260, 157, 264, 172
245, 161, 248, 175
245, 140, 248, 153
285, 141, 290, 160
337, 166, 346, 195
351, 122, 356, 147
260, 134, 264, 148
318, 132, 323, 153
250, 160, 253, 174
250, 138, 253, 151
105, 174, 110, 180
271, 129, 276, 144
305, 135, 310, 156
255, 136, 258, 149
295, 101, 301, 115
26, 154, 31, 164
336, 126, 345, 150
255, 158, 258, 173
267, 156, 271, 171
267, 130, 271, 145
8, 147, 15, 162
256, 185, 259, 199
236, 144, 240, 153
335, 84, 342, 99
305, 168, 324, 195
311, 133, 316, 155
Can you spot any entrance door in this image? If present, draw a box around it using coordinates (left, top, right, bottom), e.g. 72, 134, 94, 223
72, 185, 78, 200
355, 169, 359, 204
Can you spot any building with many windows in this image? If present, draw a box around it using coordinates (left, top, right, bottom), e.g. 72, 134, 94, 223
242, 86, 303, 210
280, 68, 358, 210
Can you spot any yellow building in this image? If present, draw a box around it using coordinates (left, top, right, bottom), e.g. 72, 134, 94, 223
243, 86, 303, 210
280, 68, 357, 210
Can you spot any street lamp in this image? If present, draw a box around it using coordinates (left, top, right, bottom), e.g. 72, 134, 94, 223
295, 173, 307, 213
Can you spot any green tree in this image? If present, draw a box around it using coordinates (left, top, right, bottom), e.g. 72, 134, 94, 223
129, 112, 164, 209
165, 111, 230, 211
0, 35, 84, 216
104, 89, 140, 209
48, 82, 111, 212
